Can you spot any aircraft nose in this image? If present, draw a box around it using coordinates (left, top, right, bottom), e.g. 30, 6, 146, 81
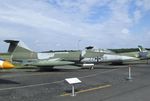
0, 61, 15, 69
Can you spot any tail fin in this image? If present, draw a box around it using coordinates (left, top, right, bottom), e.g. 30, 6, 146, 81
4, 40, 19, 53
138, 45, 146, 52
4, 40, 33, 53
138, 45, 148, 59
4, 40, 37, 60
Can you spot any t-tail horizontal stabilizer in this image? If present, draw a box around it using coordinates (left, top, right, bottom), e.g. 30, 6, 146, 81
4, 40, 19, 53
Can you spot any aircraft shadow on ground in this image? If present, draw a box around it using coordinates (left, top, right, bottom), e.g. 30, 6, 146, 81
23, 67, 80, 73
16, 65, 123, 73
20, 66, 118, 73
0, 79, 20, 84
36, 68, 80, 72
93, 67, 119, 69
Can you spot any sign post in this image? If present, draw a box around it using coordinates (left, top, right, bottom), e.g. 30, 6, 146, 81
65, 78, 82, 96
127, 65, 132, 81
71, 85, 75, 96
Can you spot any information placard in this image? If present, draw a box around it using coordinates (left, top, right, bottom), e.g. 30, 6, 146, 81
65, 78, 81, 84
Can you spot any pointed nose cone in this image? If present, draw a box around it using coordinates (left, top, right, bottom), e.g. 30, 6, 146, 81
0, 61, 15, 69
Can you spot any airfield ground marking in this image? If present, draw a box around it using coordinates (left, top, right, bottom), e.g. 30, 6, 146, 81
0, 68, 120, 91
60, 84, 112, 97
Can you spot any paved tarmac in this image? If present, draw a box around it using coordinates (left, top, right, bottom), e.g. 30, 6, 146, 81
0, 64, 150, 101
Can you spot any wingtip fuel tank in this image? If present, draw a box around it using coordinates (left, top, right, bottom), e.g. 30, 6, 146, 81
0, 59, 15, 69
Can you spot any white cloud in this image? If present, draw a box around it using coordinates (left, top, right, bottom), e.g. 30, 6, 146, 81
0, 27, 21, 38
122, 28, 129, 34
0, 0, 149, 52
0, 7, 71, 31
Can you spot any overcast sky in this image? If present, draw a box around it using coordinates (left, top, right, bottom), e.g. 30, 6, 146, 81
0, 0, 150, 52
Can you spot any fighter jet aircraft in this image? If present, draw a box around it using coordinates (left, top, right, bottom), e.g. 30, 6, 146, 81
77, 46, 139, 65
0, 59, 15, 69
116, 45, 150, 60
4, 40, 139, 69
